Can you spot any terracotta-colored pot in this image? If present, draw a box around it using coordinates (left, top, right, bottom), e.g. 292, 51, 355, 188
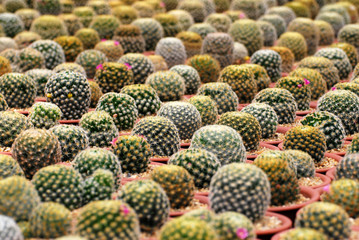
256, 212, 292, 240
345, 135, 354, 141
15, 110, 29, 116
119, 131, 131, 136
143, 51, 155, 56
122, 162, 164, 184
315, 153, 342, 173
150, 156, 169, 163
169, 195, 209, 217
308, 173, 331, 190
267, 187, 320, 222
309, 101, 318, 108
194, 191, 209, 197
180, 142, 191, 148
269, 82, 276, 88
281, 72, 289, 77
262, 139, 283, 146
88, 108, 95, 112
276, 117, 303, 134
247, 142, 280, 160
326, 167, 336, 181
141, 237, 157, 240
326, 141, 351, 156
182, 94, 195, 100
35, 97, 46, 102
0, 151, 11, 156
271, 229, 292, 240
59, 119, 80, 125
295, 109, 315, 116
237, 103, 250, 111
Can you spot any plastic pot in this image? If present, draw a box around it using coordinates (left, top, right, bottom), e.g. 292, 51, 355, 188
256, 211, 292, 240
169, 195, 209, 217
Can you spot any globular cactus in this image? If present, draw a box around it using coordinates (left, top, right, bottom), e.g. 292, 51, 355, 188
54, 36, 83, 62
0, 13, 24, 37
118, 53, 154, 84
29, 102, 62, 129
30, 15, 68, 40
177, 0, 206, 23
250, 49, 282, 82
258, 14, 286, 37
186, 54, 220, 83
285, 150, 315, 178
60, 14, 83, 35
316, 12, 345, 37
170, 65, 201, 95
188, 22, 216, 39
168, 10, 194, 30
331, 42, 358, 69
257, 20, 277, 47
74, 28, 100, 50
285, 2, 311, 18
277, 32, 307, 61
0, 111, 32, 148
154, 13, 182, 37
15, 8, 40, 30
29, 40, 65, 70
188, 95, 218, 126
53, 63, 86, 76
73, 6, 95, 27
0, 154, 24, 180
0, 56, 12, 77
112, 25, 145, 54
204, 13, 232, 32
201, 33, 234, 68
132, 18, 164, 51
242, 63, 270, 91
278, 228, 330, 240
112, 6, 139, 25
155, 37, 187, 68
75, 49, 107, 79
338, 24, 359, 52
314, 20, 335, 46
230, 0, 267, 20
267, 6, 296, 26
0, 215, 24, 240
89, 14, 121, 39
176, 31, 202, 58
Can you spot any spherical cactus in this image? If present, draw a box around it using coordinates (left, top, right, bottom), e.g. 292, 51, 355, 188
53, 62, 86, 76
259, 14, 286, 38
287, 18, 319, 56
117, 180, 169, 233
14, 30, 41, 48
285, 150, 315, 178
334, 82, 359, 97
289, 68, 326, 100
318, 90, 359, 135
253, 88, 298, 124
0, 111, 32, 148
168, 10, 194, 30
315, 48, 352, 80
181, 208, 216, 222
250, 49, 282, 82
204, 13, 231, 33
209, 163, 270, 222
132, 18, 164, 51
285, 2, 311, 18
150, 165, 195, 209
29, 102, 62, 129
197, 82, 238, 114
241, 103, 278, 139
314, 20, 335, 46
74, 28, 100, 50
118, 53, 155, 84
188, 95, 218, 126
34, 0, 61, 14
295, 202, 351, 240
283, 125, 327, 163
242, 63, 270, 91
186, 54, 220, 83
316, 12, 345, 37
15, 47, 44, 72
230, 0, 267, 20
0, 176, 40, 221
153, 13, 182, 37
177, 0, 206, 23
218, 65, 257, 103
0, 56, 11, 77
267, 6, 296, 26
277, 32, 307, 61
190, 125, 246, 165
94, 62, 134, 94
170, 65, 201, 95
0, 154, 24, 180
30, 15, 68, 40
0, 215, 24, 239
336, 153, 359, 180
45, 71, 90, 120
88, 0, 110, 15
298, 56, 340, 89
12, 129, 61, 179
158, 101, 201, 140
131, 116, 180, 157
112, 25, 145, 54
201, 33, 234, 68
175, 31, 202, 58
188, 23, 216, 40
32, 165, 83, 210
112, 6, 139, 24
148, 55, 168, 72
29, 40, 65, 70
73, 6, 95, 27
257, 20, 277, 47
79, 111, 118, 148
25, 69, 54, 97
59, 13, 83, 35
331, 42, 358, 70
0, 73, 36, 109
155, 37, 187, 68
15, 8, 40, 30
338, 24, 359, 52
228, 19, 263, 56
254, 150, 299, 206
4, 0, 27, 13
89, 15, 120, 40
75, 50, 108, 79
145, 71, 185, 101
132, 1, 155, 18
54, 36, 83, 62
76, 200, 140, 240
0, 13, 24, 38
279, 228, 330, 240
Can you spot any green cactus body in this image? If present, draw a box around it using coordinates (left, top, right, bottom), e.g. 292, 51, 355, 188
131, 116, 180, 157
30, 40, 65, 70
4, 0, 27, 13
170, 65, 201, 95
287, 18, 319, 55
0, 215, 24, 240
201, 33, 234, 68
0, 176, 40, 221
279, 228, 328, 240
89, 14, 120, 39
259, 14, 286, 37
295, 202, 351, 240
113, 25, 145, 54
118, 53, 155, 84
253, 88, 298, 124
168, 10, 194, 30
250, 49, 282, 82
53, 63, 86, 76
331, 42, 358, 69
25, 69, 53, 97
315, 48, 352, 80
205, 13, 231, 32
230, 0, 267, 20
197, 82, 239, 115
118, 179, 170, 232
283, 125, 327, 163
347, 134, 359, 154
339, 24, 359, 51
15, 47, 44, 72
150, 165, 195, 209
186, 54, 220, 83
94, 40, 124, 62
257, 20, 277, 47
60, 14, 82, 35
334, 82, 359, 97
79, 111, 119, 148
30, 15, 68, 40
34, 0, 61, 15
285, 2, 310, 18
75, 49, 107, 79
73, 7, 95, 27
315, 12, 345, 37
132, 18, 164, 51
188, 23, 216, 39
267, 6, 296, 25
314, 20, 335, 46
76, 200, 140, 240
74, 28, 100, 50
169, 148, 220, 188
336, 153, 359, 180
269, 46, 294, 73
112, 6, 139, 25
29, 102, 62, 129
113, 135, 151, 174
154, 13, 182, 37
277, 32, 307, 61
0, 56, 12, 77
88, 80, 103, 108
242, 64, 270, 92
155, 37, 187, 68
177, 0, 206, 23
188, 95, 218, 126
0, 13, 24, 37
148, 55, 168, 72
54, 36, 83, 62
285, 150, 315, 178
176, 31, 203, 58
0, 154, 24, 180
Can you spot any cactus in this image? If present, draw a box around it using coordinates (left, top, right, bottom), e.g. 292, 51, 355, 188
88, 0, 110, 15
29, 102, 62, 129
267, 6, 296, 26
155, 37, 187, 68
228, 19, 263, 56
254, 150, 299, 206
54, 36, 83, 62
30, 40, 65, 70
0, 176, 40, 221
148, 55, 168, 72
285, 150, 315, 178
112, 6, 139, 24
298, 56, 340, 89
209, 163, 270, 222
15, 9, 40, 30
242, 63, 270, 91
318, 90, 359, 135
118, 53, 154, 84
0, 56, 11, 77
336, 153, 359, 179
320, 3, 350, 23
188, 23, 216, 39
0, 73, 36, 108
253, 88, 297, 124
0, 13, 24, 37
316, 12, 345, 37
230, 0, 267, 20
331, 42, 358, 69
79, 111, 118, 148
113, 25, 145, 54
74, 28, 100, 50
132, 1, 155, 18
61, 0, 74, 13
154, 13, 182, 37
4, 0, 27, 13
175, 31, 202, 58
75, 49, 107, 79
145, 71, 185, 101
257, 20, 277, 47
233, 42, 249, 64
73, 6, 95, 27
190, 125, 246, 165
131, 116, 180, 157
0, 215, 24, 240
30, 15, 68, 40
241, 103, 278, 139
0, 154, 24, 180
188, 95, 218, 126
168, 10, 194, 31
295, 202, 351, 240
259, 14, 286, 37
338, 24, 359, 51
277, 32, 307, 61
250, 50, 282, 82
15, 47, 44, 72
53, 63, 86, 76
201, 33, 234, 68
132, 18, 164, 51
334, 82, 359, 97
25, 68, 53, 95
94, 62, 134, 94
314, 20, 335, 46
46, 71, 90, 120
205, 13, 231, 32
0, 111, 32, 148
76, 200, 140, 240
89, 15, 120, 39
285, 2, 311, 18
186, 54, 220, 83
177, 0, 206, 23
170, 65, 201, 95
34, 0, 61, 15
279, 228, 329, 240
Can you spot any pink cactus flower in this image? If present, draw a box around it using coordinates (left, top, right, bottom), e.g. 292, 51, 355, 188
323, 184, 330, 193
331, 87, 337, 91
101, 39, 107, 42
239, 13, 246, 19
304, 79, 310, 85
110, 137, 118, 146
236, 228, 249, 239
114, 41, 120, 46
298, 84, 302, 88
121, 205, 130, 216
124, 62, 132, 70
96, 64, 103, 70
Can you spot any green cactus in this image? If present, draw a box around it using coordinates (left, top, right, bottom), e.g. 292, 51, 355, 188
336, 153, 359, 180
170, 65, 201, 95
230, 0, 267, 20
15, 8, 40, 30
168, 10, 194, 30
257, 20, 277, 47
73, 6, 95, 27
316, 12, 345, 37
205, 13, 231, 32
155, 37, 187, 68
29, 102, 62, 129
154, 13, 182, 37
314, 20, 335, 46
241, 64, 270, 91
112, 5, 139, 24
250, 49, 282, 82
0, 13, 24, 37
177, 0, 206, 23
89, 14, 120, 39
54, 36, 83, 62
74, 28, 100, 50
30, 40, 65, 70
338, 24, 359, 51
277, 32, 307, 61
278, 228, 329, 240
118, 53, 154, 84
132, 18, 164, 51
0, 215, 24, 239
267, 6, 296, 25
113, 25, 145, 54
201, 33, 234, 68
331, 42, 358, 69
75, 49, 107, 79
30, 15, 68, 39
188, 95, 218, 126
285, 150, 315, 178
0, 111, 32, 148
186, 54, 220, 83
34, 0, 61, 15
188, 23, 216, 39
53, 63, 86, 76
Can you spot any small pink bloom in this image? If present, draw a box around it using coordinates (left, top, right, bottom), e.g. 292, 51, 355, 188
332, 87, 337, 91
160, 1, 165, 7
110, 137, 118, 146
138, 135, 148, 141
122, 205, 130, 216
111, 193, 117, 200
101, 39, 107, 42
239, 13, 246, 19
114, 41, 119, 46
96, 64, 103, 70
124, 62, 132, 70
236, 228, 249, 239
304, 79, 310, 85
323, 184, 330, 193
298, 84, 302, 88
